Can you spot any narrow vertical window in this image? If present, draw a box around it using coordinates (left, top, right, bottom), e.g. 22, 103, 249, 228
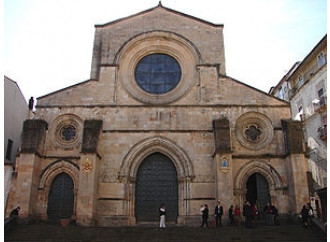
297, 75, 304, 89
278, 87, 284, 99
6, 139, 13, 160
318, 88, 325, 105
317, 52, 326, 68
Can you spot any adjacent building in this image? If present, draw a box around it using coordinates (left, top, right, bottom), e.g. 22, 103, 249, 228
270, 35, 327, 221
6, 4, 311, 226
4, 76, 29, 210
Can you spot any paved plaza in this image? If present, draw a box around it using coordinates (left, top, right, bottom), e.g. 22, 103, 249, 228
4, 220, 326, 242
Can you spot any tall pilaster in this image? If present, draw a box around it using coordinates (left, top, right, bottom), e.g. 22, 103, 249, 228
282, 119, 310, 213
76, 120, 102, 226
213, 118, 233, 212
13, 119, 48, 217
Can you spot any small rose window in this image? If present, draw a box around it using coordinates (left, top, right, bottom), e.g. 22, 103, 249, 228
60, 125, 77, 142
244, 125, 262, 142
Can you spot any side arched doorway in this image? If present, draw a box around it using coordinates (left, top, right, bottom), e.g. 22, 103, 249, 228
246, 173, 271, 217
47, 172, 74, 220
135, 152, 178, 222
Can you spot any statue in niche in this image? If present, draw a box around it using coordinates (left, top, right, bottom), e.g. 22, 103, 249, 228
222, 159, 228, 168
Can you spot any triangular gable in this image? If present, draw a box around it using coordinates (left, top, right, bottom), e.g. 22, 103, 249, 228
95, 2, 223, 28
223, 75, 289, 106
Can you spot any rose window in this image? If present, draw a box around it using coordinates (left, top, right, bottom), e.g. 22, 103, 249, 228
244, 125, 262, 142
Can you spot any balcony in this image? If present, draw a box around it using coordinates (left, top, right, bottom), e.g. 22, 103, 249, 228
318, 125, 327, 141
313, 97, 327, 113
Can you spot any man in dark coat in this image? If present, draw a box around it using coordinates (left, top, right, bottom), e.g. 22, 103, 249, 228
243, 201, 252, 228
9, 206, 20, 225
201, 204, 209, 228
214, 201, 223, 227
301, 204, 309, 227
10, 206, 20, 217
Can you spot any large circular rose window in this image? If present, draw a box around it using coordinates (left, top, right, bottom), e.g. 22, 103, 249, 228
135, 54, 181, 94
117, 32, 199, 104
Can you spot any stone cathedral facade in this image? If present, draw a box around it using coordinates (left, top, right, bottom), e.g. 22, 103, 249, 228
6, 4, 310, 226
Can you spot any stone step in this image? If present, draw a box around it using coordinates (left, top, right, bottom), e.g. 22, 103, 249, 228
5, 222, 326, 242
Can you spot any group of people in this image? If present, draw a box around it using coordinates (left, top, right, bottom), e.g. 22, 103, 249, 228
263, 202, 279, 226
198, 201, 280, 229
199, 201, 260, 229
11, 202, 315, 229
200, 201, 224, 228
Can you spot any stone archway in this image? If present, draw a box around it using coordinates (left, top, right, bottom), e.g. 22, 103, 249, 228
119, 136, 194, 181
47, 172, 74, 220
135, 152, 178, 222
37, 160, 79, 220
246, 172, 271, 217
119, 136, 194, 224
234, 160, 286, 209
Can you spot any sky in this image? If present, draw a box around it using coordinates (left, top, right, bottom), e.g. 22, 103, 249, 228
4, 0, 327, 104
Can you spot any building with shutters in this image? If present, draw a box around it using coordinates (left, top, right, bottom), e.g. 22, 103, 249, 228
6, 4, 311, 226
270, 35, 327, 221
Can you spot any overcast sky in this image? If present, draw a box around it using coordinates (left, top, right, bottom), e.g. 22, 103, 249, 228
4, 0, 327, 104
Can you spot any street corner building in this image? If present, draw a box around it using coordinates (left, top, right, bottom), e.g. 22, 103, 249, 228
6, 4, 311, 226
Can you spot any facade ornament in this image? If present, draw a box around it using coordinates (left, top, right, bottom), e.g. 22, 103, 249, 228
82, 157, 93, 173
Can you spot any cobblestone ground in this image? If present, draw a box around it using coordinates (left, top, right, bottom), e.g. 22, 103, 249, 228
5, 221, 326, 242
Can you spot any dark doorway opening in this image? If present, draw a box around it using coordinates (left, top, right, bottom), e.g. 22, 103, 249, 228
246, 173, 271, 217
47, 172, 74, 220
135, 152, 178, 222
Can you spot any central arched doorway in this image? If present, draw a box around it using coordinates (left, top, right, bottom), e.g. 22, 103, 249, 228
135, 152, 178, 222
246, 173, 270, 216
47, 172, 74, 220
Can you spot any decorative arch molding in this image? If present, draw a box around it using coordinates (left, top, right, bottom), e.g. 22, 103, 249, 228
39, 159, 80, 190
119, 136, 194, 181
233, 160, 286, 195
114, 30, 202, 65
115, 31, 202, 104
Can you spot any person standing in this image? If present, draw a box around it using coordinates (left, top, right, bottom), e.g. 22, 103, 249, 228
243, 201, 252, 228
201, 204, 209, 228
228, 205, 235, 226
9, 206, 20, 224
214, 201, 223, 227
271, 204, 279, 225
264, 202, 274, 226
159, 204, 166, 228
251, 204, 258, 227
307, 202, 314, 226
9, 206, 20, 217
234, 205, 242, 227
301, 204, 309, 228
200, 204, 205, 215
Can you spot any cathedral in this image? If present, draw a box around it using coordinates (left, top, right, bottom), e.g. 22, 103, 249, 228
6, 4, 310, 226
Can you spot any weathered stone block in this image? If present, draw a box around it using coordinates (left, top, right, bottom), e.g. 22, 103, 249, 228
82, 120, 103, 153
20, 119, 48, 154
213, 118, 231, 154
281, 119, 305, 154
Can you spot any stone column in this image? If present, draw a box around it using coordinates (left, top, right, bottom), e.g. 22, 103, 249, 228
12, 119, 48, 217
212, 118, 233, 214
76, 120, 102, 226
76, 154, 101, 226
282, 120, 310, 214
